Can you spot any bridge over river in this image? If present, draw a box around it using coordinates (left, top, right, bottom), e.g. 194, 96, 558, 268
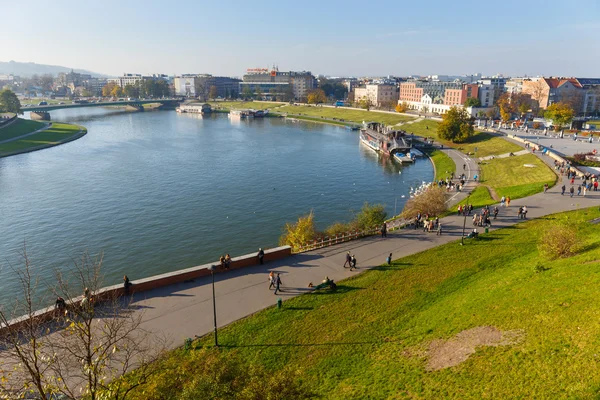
26, 98, 182, 120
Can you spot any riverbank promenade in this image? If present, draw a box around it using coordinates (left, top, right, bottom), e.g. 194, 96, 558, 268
132, 149, 598, 347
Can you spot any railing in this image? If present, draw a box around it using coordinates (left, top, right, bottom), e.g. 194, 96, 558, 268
294, 217, 410, 253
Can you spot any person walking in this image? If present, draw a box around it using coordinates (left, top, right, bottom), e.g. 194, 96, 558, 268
343, 251, 351, 268
257, 248, 265, 265
577, 186, 582, 196
386, 253, 392, 265
543, 183, 549, 193
570, 186, 575, 197
350, 255, 357, 271
381, 222, 387, 238
561, 184, 566, 195
274, 273, 283, 295
506, 197, 511, 207
268, 271, 275, 290
436, 223, 442, 235
123, 275, 132, 294
583, 186, 587, 197
493, 206, 499, 220
522, 206, 528, 219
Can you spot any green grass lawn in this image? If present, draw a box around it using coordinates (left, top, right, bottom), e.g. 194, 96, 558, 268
276, 105, 415, 125
0, 122, 85, 157
453, 185, 496, 210
423, 147, 456, 181
120, 207, 600, 399
480, 153, 557, 199
20, 99, 69, 106
0, 118, 46, 141
210, 101, 285, 111
401, 120, 523, 157
288, 115, 350, 126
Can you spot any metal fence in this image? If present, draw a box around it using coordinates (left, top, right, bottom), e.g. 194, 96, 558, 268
294, 217, 410, 253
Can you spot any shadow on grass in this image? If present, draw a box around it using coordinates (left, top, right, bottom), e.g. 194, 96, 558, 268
221, 340, 386, 349
310, 285, 363, 295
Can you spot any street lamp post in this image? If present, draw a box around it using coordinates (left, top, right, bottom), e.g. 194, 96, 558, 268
207, 265, 218, 347
461, 194, 471, 246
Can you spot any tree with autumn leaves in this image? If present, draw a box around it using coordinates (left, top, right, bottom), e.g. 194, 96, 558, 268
544, 102, 575, 131
437, 106, 474, 143
307, 89, 327, 104
496, 93, 531, 122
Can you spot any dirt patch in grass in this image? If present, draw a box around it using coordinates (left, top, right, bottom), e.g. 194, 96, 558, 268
425, 326, 523, 371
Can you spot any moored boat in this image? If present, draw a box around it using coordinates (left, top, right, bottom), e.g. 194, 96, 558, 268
359, 122, 412, 156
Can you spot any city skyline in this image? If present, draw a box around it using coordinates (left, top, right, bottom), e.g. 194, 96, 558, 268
1, 0, 599, 78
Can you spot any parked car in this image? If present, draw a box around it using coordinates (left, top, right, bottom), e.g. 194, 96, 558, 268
38, 101, 48, 106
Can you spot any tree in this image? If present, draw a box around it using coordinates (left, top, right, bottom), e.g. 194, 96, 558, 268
242, 86, 253, 100
437, 106, 474, 143
380, 100, 396, 111
279, 211, 318, 252
39, 74, 54, 92
102, 83, 117, 97
401, 186, 447, 219
486, 108, 496, 119
306, 89, 327, 104
123, 84, 139, 98
544, 102, 574, 131
463, 97, 481, 107
0, 249, 167, 400
111, 84, 124, 98
395, 102, 409, 113
0, 89, 22, 114
353, 202, 387, 230
254, 86, 263, 100
359, 98, 372, 111
496, 93, 513, 122
208, 85, 218, 100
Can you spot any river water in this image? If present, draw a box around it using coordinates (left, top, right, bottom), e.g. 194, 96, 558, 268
0, 108, 432, 305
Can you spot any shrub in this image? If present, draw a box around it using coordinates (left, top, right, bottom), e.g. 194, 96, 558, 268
279, 211, 318, 251
538, 222, 579, 259
401, 186, 447, 218
324, 222, 352, 237
354, 202, 387, 230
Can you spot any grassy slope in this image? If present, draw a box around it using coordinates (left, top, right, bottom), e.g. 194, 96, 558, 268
423, 147, 456, 181
401, 120, 522, 157
0, 118, 46, 141
276, 105, 415, 125
453, 186, 496, 210
125, 207, 600, 399
0, 122, 85, 156
480, 154, 557, 199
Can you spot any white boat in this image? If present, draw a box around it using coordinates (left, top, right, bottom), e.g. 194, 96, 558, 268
393, 153, 415, 164
409, 148, 424, 158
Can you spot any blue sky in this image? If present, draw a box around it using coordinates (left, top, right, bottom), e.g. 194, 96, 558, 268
2, 0, 599, 77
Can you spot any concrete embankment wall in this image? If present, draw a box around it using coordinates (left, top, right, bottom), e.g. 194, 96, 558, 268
0, 246, 291, 335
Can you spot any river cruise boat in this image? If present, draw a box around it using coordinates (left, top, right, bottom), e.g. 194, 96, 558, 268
229, 109, 268, 118
176, 103, 212, 114
359, 122, 412, 156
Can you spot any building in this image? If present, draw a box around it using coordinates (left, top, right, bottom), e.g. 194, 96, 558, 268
577, 78, 600, 116
522, 77, 583, 111
444, 84, 478, 106
239, 67, 316, 101
353, 84, 399, 107
477, 84, 495, 107
108, 73, 169, 88
478, 76, 506, 104
505, 77, 525, 95
398, 81, 475, 112
173, 75, 197, 97
195, 75, 241, 100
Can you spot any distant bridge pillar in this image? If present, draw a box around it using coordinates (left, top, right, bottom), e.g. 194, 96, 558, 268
125, 105, 143, 112
30, 111, 51, 121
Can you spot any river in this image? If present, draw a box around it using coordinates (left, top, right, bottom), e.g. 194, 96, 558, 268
0, 108, 432, 306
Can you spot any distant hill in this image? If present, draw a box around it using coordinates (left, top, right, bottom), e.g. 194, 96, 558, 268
0, 60, 106, 77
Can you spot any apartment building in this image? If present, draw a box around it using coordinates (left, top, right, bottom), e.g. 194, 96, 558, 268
239, 67, 316, 100
353, 84, 399, 107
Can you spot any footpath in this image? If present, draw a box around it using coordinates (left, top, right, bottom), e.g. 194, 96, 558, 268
132, 140, 597, 346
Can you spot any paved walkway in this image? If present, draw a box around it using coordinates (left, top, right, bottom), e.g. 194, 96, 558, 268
131, 135, 598, 346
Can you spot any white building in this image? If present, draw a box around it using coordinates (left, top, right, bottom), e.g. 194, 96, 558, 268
353, 84, 399, 107
478, 84, 495, 107
173, 75, 197, 97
